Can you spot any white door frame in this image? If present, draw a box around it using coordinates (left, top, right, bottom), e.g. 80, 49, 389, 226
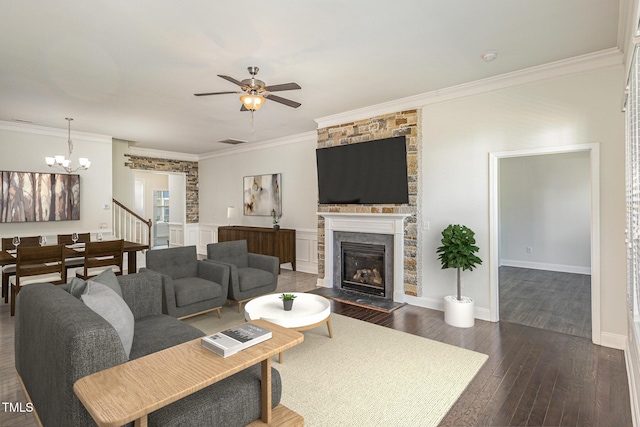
489, 143, 601, 345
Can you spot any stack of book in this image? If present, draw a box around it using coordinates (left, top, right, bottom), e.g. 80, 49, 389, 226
201, 323, 272, 357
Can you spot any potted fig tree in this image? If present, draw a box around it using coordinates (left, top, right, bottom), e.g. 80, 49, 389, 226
436, 224, 482, 328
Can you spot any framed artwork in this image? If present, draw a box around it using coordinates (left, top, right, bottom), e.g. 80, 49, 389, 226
243, 173, 282, 216
0, 171, 80, 222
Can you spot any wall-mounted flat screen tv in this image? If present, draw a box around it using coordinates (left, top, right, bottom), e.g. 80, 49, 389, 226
316, 136, 409, 204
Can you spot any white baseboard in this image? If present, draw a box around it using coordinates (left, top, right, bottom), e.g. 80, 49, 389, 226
294, 262, 318, 274
626, 312, 640, 427
317, 277, 330, 288
404, 295, 492, 322
500, 259, 591, 275
600, 331, 627, 350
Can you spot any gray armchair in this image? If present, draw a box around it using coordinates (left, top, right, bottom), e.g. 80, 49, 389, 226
143, 245, 229, 319
206, 240, 279, 312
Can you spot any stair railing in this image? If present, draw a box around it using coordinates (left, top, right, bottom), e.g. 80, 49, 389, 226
112, 198, 152, 246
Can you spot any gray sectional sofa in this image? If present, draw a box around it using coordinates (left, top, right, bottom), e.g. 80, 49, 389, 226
14, 271, 282, 427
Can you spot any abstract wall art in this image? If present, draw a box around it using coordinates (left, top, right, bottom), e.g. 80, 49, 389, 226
0, 171, 80, 222
243, 173, 282, 216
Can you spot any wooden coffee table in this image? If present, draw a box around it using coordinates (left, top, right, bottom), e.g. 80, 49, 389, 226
244, 292, 333, 363
74, 320, 303, 427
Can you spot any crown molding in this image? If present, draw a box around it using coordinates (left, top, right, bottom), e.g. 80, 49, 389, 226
315, 48, 623, 129
198, 131, 317, 160
618, 0, 637, 54
128, 146, 199, 162
0, 120, 112, 144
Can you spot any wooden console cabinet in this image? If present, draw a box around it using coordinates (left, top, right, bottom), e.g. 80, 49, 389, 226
218, 226, 296, 272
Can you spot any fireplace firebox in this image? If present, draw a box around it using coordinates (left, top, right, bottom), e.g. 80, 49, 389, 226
341, 241, 386, 297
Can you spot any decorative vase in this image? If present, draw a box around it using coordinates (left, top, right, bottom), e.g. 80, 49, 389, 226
444, 295, 475, 328
283, 299, 293, 311
273, 224, 280, 230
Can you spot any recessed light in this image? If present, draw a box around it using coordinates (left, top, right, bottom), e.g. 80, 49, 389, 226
481, 51, 498, 62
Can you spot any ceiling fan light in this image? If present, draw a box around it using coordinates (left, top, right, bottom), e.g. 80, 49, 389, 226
240, 94, 265, 111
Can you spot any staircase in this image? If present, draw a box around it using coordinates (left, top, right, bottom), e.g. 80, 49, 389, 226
112, 198, 152, 246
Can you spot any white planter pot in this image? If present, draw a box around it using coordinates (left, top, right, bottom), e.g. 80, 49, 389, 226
444, 295, 475, 328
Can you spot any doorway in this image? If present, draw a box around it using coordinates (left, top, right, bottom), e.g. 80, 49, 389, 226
153, 190, 170, 247
489, 144, 601, 344
134, 171, 186, 249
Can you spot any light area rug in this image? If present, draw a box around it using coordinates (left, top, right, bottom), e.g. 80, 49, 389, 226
185, 306, 488, 427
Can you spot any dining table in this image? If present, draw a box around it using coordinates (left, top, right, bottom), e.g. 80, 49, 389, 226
0, 240, 150, 274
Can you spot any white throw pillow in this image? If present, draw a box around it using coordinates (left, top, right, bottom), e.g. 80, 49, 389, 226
81, 281, 134, 358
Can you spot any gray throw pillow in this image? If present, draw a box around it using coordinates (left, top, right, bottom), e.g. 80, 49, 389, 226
81, 281, 134, 358
69, 268, 122, 299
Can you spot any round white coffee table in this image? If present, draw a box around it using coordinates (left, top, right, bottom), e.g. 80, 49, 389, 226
244, 292, 333, 363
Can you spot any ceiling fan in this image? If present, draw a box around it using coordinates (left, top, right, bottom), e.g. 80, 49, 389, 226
194, 66, 301, 111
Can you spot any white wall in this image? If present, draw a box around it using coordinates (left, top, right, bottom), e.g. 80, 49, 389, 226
198, 133, 319, 272
419, 66, 626, 336
168, 174, 185, 224
199, 133, 318, 230
499, 152, 591, 274
0, 121, 112, 238
112, 139, 134, 207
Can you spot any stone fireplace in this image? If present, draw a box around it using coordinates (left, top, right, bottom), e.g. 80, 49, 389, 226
318, 212, 409, 303
341, 241, 386, 296
316, 109, 420, 299
335, 231, 393, 299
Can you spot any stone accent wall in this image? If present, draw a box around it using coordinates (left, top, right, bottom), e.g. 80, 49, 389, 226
317, 110, 419, 296
124, 155, 199, 223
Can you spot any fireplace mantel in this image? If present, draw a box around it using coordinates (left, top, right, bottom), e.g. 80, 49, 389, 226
317, 212, 410, 303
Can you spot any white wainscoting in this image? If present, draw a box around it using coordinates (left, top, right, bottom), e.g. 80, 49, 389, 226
196, 223, 219, 255
177, 223, 318, 274
184, 223, 199, 247
168, 222, 183, 247
294, 228, 318, 274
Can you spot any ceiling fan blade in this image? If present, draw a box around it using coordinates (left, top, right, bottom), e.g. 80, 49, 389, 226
240, 104, 249, 112
266, 94, 301, 108
264, 82, 301, 92
194, 91, 239, 96
218, 74, 248, 88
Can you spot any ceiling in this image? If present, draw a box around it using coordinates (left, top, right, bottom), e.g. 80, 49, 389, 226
0, 1, 624, 155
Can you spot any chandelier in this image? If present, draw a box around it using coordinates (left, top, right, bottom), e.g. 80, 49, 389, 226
45, 118, 91, 173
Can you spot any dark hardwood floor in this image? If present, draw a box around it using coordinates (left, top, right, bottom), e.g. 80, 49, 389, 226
499, 266, 592, 339
0, 270, 632, 426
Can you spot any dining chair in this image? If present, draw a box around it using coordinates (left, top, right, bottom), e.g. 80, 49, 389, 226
76, 239, 124, 280
2, 236, 40, 304
57, 233, 91, 245
57, 233, 91, 277
10, 244, 66, 316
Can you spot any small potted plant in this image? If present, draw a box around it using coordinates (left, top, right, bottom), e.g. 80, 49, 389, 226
436, 224, 482, 328
280, 293, 296, 311
271, 210, 280, 230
